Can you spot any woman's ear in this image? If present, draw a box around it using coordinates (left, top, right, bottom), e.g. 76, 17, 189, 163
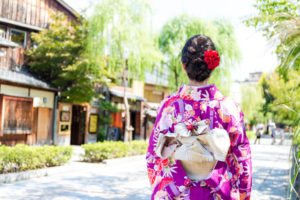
182, 63, 186, 71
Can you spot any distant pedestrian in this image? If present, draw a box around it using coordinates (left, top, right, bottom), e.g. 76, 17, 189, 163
288, 126, 292, 139
254, 124, 264, 145
270, 126, 276, 145
254, 128, 262, 144
279, 127, 284, 145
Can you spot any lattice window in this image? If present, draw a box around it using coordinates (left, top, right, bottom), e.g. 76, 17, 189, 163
0, 26, 6, 38
1, 95, 33, 135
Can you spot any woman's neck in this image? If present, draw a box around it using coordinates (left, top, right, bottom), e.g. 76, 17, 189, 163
188, 79, 209, 87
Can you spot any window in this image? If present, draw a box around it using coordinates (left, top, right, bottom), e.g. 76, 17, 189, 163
1, 96, 33, 135
0, 26, 6, 38
10, 29, 27, 47
89, 115, 98, 133
60, 111, 70, 122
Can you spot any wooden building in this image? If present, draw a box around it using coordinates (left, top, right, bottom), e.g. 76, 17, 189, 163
0, 0, 79, 146
0, 0, 172, 144
0, 0, 77, 70
0, 68, 57, 145
142, 70, 170, 140
106, 77, 170, 141
56, 102, 99, 145
109, 85, 145, 141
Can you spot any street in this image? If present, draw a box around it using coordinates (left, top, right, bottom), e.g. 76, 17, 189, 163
0, 137, 291, 200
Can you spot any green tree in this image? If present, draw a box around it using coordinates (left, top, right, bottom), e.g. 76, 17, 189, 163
245, 0, 300, 122
158, 14, 241, 94
240, 83, 265, 125
245, 1, 300, 196
98, 101, 119, 142
27, 13, 98, 103
86, 0, 162, 142
244, 0, 300, 80
268, 14, 300, 80
260, 74, 275, 117
244, 0, 299, 29
264, 69, 300, 125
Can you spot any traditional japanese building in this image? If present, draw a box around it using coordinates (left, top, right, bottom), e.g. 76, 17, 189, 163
108, 83, 146, 141
0, 0, 86, 146
105, 69, 170, 141
142, 69, 170, 140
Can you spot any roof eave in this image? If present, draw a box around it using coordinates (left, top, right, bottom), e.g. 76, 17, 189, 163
0, 17, 43, 31
109, 90, 146, 102
0, 79, 58, 92
56, 0, 80, 18
0, 37, 20, 48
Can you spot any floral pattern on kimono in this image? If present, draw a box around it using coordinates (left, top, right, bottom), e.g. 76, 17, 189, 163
146, 84, 252, 200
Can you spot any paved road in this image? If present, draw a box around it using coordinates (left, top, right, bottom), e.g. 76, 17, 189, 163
0, 137, 291, 200
0, 156, 152, 200
251, 137, 291, 200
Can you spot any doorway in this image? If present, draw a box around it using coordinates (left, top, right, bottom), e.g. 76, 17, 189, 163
130, 111, 136, 139
71, 105, 86, 145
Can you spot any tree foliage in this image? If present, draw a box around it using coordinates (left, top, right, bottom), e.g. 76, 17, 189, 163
86, 0, 162, 83
158, 14, 241, 94
86, 0, 162, 142
260, 74, 275, 117
246, 3, 300, 194
244, 0, 300, 80
240, 83, 266, 125
27, 13, 98, 103
269, 14, 300, 80
97, 101, 119, 142
263, 69, 300, 125
244, 0, 299, 29
256, 70, 300, 125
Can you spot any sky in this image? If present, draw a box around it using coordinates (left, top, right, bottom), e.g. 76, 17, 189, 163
64, 0, 278, 81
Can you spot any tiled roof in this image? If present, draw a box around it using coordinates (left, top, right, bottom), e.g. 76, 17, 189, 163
56, 0, 79, 17
109, 89, 146, 102
0, 68, 57, 91
0, 37, 19, 48
144, 69, 169, 87
144, 108, 157, 117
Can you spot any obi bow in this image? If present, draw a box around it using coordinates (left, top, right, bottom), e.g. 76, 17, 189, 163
154, 119, 230, 181
174, 119, 210, 137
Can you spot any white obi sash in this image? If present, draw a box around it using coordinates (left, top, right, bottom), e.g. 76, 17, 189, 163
154, 120, 230, 181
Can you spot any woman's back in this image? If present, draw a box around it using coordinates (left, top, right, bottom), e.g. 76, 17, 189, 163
146, 83, 252, 200
146, 34, 252, 200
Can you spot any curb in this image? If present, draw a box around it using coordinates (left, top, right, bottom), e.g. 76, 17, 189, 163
0, 155, 146, 184
0, 161, 100, 184
0, 165, 67, 184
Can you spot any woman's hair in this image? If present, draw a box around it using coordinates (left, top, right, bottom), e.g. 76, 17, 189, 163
181, 34, 216, 82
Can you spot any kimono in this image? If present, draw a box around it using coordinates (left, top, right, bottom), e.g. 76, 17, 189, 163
146, 84, 252, 200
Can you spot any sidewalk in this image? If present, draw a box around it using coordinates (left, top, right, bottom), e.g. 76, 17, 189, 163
250, 137, 291, 200
0, 138, 291, 200
0, 155, 151, 200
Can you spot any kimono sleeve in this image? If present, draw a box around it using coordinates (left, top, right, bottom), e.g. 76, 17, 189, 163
145, 97, 178, 191
225, 100, 252, 200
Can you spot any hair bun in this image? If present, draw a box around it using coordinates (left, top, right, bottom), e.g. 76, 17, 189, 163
191, 57, 203, 64
181, 35, 217, 82
188, 46, 196, 53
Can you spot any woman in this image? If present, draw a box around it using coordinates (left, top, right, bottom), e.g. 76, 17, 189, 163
254, 128, 262, 144
146, 35, 252, 200
254, 124, 263, 145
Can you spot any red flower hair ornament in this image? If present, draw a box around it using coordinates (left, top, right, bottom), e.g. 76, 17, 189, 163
204, 50, 220, 70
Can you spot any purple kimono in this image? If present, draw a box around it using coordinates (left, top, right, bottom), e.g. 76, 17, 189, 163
146, 84, 252, 200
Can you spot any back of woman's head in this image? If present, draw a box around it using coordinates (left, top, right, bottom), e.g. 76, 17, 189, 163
181, 34, 217, 82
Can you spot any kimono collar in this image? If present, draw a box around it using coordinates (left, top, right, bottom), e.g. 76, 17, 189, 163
178, 83, 224, 101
